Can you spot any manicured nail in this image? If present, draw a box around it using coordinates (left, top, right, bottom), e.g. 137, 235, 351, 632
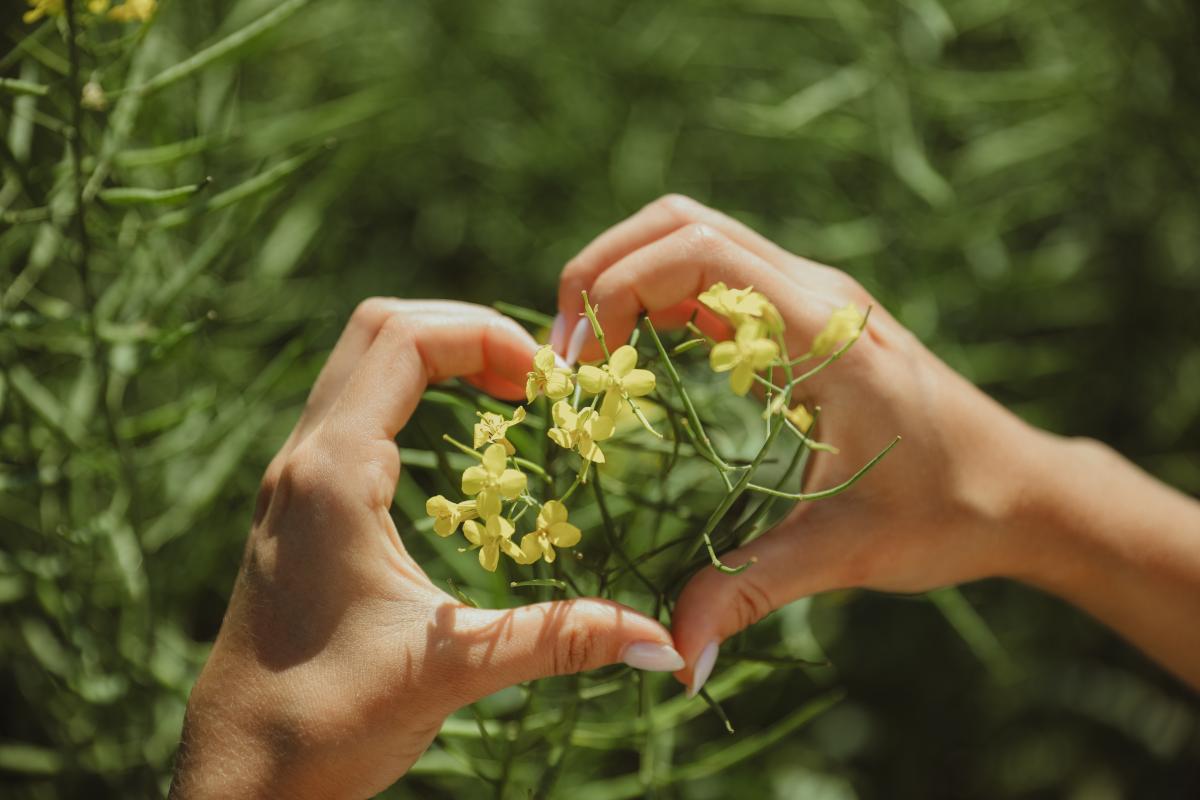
688, 640, 719, 698
549, 312, 567, 354
554, 352, 571, 371
564, 318, 591, 366
621, 641, 686, 672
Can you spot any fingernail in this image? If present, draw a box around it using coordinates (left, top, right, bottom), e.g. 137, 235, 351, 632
554, 352, 571, 371
688, 640, 719, 698
621, 641, 686, 672
549, 313, 567, 353
564, 318, 591, 366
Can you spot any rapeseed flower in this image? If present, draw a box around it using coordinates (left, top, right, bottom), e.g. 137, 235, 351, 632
577, 345, 655, 418
462, 516, 523, 572
785, 403, 814, 432
518, 500, 581, 564
710, 324, 780, 396
108, 0, 155, 21
526, 345, 574, 403
425, 496, 478, 537
473, 406, 525, 455
547, 400, 614, 463
811, 303, 864, 357
698, 282, 783, 336
461, 444, 527, 518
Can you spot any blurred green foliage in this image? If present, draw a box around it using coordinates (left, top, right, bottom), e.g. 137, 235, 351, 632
2, 0, 1199, 797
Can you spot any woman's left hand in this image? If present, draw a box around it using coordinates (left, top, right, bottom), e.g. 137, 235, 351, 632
170, 300, 683, 800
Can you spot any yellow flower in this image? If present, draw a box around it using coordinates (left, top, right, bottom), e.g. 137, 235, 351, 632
526, 345, 574, 403
698, 282, 784, 336
710, 324, 780, 396
461, 444, 527, 518
424, 495, 478, 537
811, 303, 864, 357
577, 345, 656, 418
473, 406, 525, 455
88, 0, 109, 12
785, 403, 814, 432
462, 516, 523, 572
108, 0, 155, 21
547, 400, 615, 462
23, 0, 64, 23
518, 500, 582, 565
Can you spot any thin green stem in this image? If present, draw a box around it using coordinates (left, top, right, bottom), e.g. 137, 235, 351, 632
642, 316, 739, 474
442, 434, 484, 459
580, 290, 610, 360
746, 435, 901, 500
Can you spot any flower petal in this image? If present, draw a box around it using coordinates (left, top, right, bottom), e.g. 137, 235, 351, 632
621, 369, 656, 397
461, 465, 487, 495
731, 363, 754, 396
462, 520, 484, 546
608, 345, 638, 377
710, 341, 740, 372
540, 500, 567, 526
548, 521, 581, 548
479, 543, 499, 572
482, 443, 508, 475
577, 365, 608, 394
497, 468, 527, 499
476, 489, 501, 519
534, 345, 555, 372
546, 371, 574, 399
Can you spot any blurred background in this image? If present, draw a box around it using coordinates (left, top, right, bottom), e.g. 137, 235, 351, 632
2, 0, 1199, 797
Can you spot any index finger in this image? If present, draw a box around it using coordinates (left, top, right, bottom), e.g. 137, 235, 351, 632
326, 304, 539, 444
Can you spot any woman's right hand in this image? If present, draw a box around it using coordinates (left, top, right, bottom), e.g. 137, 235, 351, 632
548, 194, 1200, 695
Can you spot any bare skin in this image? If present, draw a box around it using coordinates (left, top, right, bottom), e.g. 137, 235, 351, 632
550, 193, 1200, 694
174, 198, 1200, 797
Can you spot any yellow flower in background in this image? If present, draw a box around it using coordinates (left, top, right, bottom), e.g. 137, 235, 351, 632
462, 516, 522, 572
698, 282, 783, 336
577, 345, 656, 418
518, 500, 582, 565
473, 406, 525, 455
785, 403, 814, 432
811, 303, 864, 357
424, 495, 478, 537
461, 444, 526, 518
23, 0, 64, 23
526, 345, 574, 403
88, 0, 109, 11
108, 0, 155, 21
710, 324, 780, 396
547, 400, 614, 463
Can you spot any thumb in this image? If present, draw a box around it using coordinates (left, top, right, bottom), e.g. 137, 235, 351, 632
669, 520, 843, 698
452, 598, 684, 702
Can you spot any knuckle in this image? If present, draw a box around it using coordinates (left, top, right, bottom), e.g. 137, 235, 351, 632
351, 297, 390, 330
276, 443, 339, 507
679, 222, 728, 258
731, 580, 775, 632
553, 620, 599, 676
653, 193, 699, 222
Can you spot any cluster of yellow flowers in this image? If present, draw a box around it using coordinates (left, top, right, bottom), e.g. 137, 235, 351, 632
426, 341, 657, 572
427, 284, 864, 572
23, 0, 155, 24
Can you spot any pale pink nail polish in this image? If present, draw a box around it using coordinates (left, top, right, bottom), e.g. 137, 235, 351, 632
564, 318, 591, 366
549, 313, 567, 354
688, 640, 719, 698
621, 642, 686, 672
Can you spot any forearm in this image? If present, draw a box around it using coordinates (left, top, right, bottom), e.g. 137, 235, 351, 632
1010, 433, 1200, 689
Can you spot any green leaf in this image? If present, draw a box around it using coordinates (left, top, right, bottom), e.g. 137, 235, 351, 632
0, 743, 65, 776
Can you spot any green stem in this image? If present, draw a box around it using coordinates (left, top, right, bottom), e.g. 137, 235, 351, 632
442, 434, 484, 459
641, 316, 739, 474
580, 290, 610, 360
746, 435, 900, 500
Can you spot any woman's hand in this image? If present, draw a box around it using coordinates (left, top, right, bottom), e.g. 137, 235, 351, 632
170, 300, 684, 800
549, 194, 1200, 694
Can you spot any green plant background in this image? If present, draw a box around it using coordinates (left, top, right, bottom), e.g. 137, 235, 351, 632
2, 0, 1199, 797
